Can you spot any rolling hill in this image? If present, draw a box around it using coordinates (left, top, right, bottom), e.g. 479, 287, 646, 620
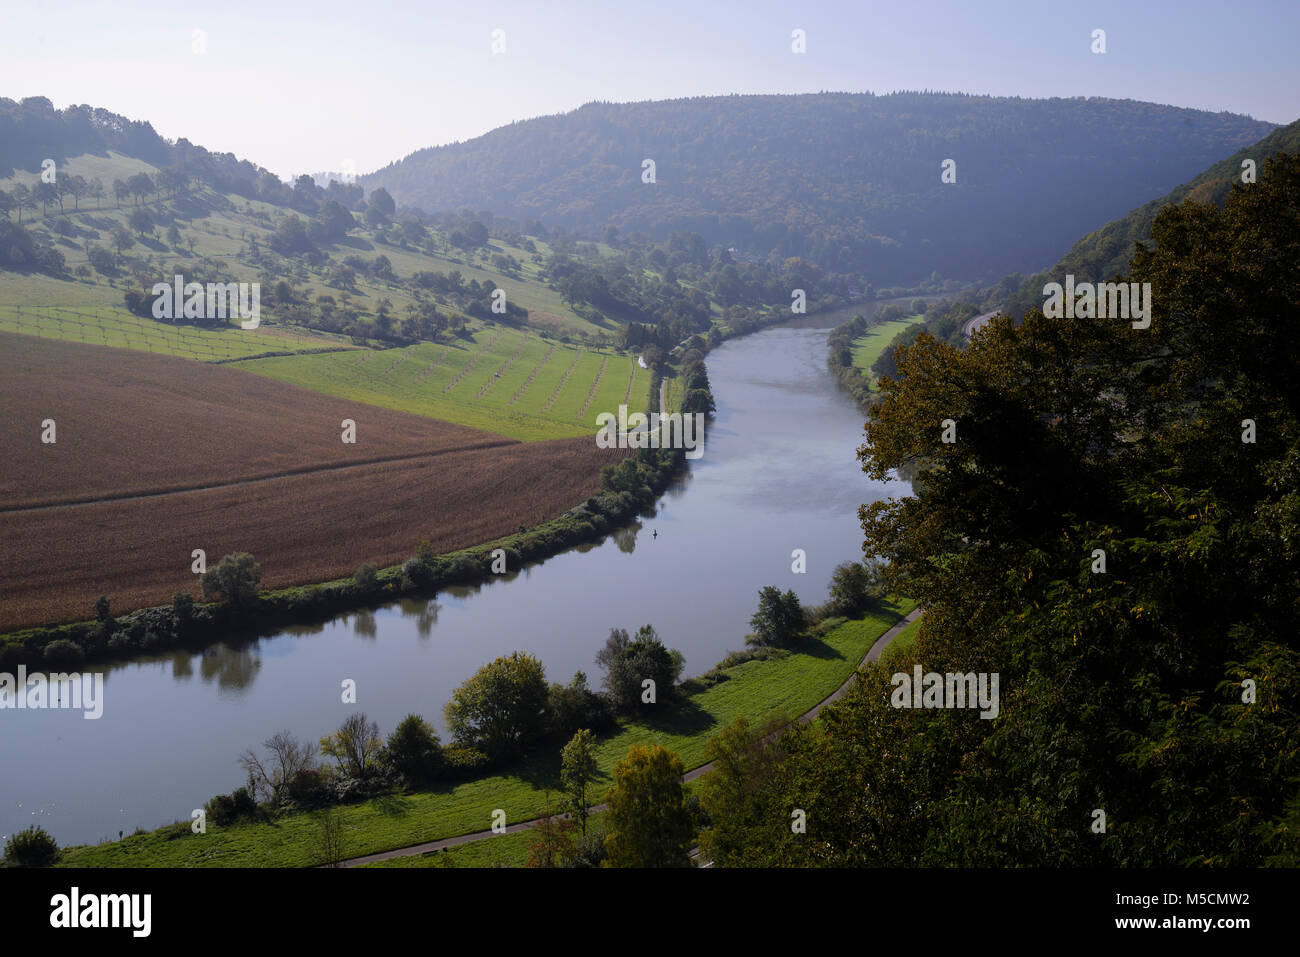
363, 92, 1274, 284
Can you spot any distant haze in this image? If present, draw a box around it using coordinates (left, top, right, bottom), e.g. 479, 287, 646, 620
0, 0, 1297, 180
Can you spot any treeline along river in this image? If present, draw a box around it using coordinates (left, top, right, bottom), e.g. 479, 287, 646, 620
0, 303, 907, 846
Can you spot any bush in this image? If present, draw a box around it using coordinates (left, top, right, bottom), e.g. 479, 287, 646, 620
386, 714, 444, 785
445, 553, 481, 583
172, 591, 195, 628
42, 638, 85, 669
566, 821, 608, 868
442, 744, 490, 778
200, 552, 261, 605
3, 826, 59, 867
107, 632, 139, 655
548, 671, 614, 738
825, 561, 883, 618
444, 652, 550, 760
401, 557, 435, 590
353, 563, 378, 591
205, 786, 260, 826
286, 768, 334, 809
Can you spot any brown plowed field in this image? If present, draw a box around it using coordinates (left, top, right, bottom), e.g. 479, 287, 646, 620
0, 332, 519, 508
0, 333, 626, 629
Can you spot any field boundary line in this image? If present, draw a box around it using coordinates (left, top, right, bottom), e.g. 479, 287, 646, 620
0, 440, 521, 514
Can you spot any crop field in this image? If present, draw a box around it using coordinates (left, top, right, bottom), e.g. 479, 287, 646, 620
236, 327, 651, 441
0, 303, 341, 363
0, 333, 626, 628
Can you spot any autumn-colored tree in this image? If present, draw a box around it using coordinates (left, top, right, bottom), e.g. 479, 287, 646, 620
525, 796, 577, 868
602, 744, 693, 867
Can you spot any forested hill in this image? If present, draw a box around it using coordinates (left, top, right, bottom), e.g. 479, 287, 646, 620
364, 92, 1273, 285
998, 116, 1300, 319
1, 97, 283, 199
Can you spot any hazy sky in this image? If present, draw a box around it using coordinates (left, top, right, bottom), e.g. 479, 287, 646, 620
3, 0, 1297, 180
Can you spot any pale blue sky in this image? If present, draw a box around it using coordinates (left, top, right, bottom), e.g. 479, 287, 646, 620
2, 0, 1296, 180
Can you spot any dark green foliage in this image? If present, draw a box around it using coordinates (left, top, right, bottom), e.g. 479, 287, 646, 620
595, 625, 685, 713
3, 825, 59, 867
709, 154, 1300, 867
386, 714, 444, 785
352, 562, 378, 591
200, 552, 261, 605
548, 671, 614, 737
42, 638, 84, 668
824, 561, 883, 617
363, 92, 1271, 284
444, 651, 551, 761
205, 786, 260, 826
746, 586, 805, 648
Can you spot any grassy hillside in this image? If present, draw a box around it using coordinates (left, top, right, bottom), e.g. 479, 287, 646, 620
237, 328, 650, 441
0, 148, 666, 438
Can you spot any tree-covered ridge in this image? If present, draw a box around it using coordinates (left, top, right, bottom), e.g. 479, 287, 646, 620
365, 92, 1272, 285
704, 154, 1300, 867
1, 96, 330, 207
998, 117, 1300, 319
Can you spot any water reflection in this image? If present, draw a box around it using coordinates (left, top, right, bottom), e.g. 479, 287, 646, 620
613, 522, 641, 553
353, 610, 377, 639
5, 304, 913, 847
397, 598, 440, 637
197, 646, 261, 691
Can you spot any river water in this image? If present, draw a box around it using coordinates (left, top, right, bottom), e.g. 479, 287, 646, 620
0, 303, 907, 847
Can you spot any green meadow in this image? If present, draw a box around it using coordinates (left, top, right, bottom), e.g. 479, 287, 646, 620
235, 327, 650, 441
850, 313, 925, 376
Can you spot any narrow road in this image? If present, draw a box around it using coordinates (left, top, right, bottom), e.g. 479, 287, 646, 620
336, 606, 923, 867
962, 310, 998, 340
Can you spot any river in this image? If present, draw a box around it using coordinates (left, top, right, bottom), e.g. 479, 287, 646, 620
0, 302, 907, 847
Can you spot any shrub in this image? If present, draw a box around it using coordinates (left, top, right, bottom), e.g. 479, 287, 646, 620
200, 552, 261, 605
352, 563, 378, 591
401, 557, 435, 590
548, 671, 614, 737
205, 786, 260, 826
286, 768, 334, 809
3, 826, 59, 867
442, 744, 490, 778
42, 638, 85, 669
445, 553, 481, 583
444, 652, 550, 760
596, 625, 685, 714
386, 714, 444, 785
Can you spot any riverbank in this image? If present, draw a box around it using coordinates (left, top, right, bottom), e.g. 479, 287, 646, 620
56, 598, 915, 867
